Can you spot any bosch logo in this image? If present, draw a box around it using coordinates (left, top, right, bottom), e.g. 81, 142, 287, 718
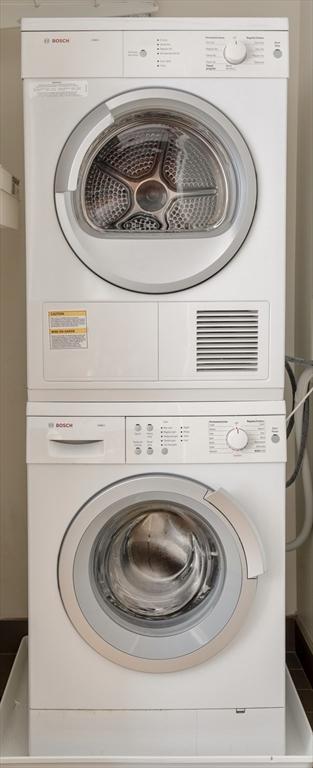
56, 423, 73, 428
52, 38, 70, 44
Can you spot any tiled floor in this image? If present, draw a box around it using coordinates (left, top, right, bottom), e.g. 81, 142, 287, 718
0, 653, 16, 699
286, 651, 313, 729
1, 634, 313, 731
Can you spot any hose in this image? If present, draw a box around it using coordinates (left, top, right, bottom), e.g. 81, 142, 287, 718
285, 360, 296, 438
286, 395, 310, 487
286, 367, 313, 551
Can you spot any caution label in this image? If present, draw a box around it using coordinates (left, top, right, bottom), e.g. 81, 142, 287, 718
48, 310, 88, 350
31, 80, 88, 98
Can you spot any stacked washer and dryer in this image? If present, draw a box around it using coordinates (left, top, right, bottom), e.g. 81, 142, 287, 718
22, 16, 289, 757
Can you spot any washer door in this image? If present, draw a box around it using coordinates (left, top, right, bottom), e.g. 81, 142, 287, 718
58, 474, 265, 672
55, 88, 257, 293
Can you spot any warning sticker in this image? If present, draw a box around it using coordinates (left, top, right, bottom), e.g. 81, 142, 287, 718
31, 80, 88, 98
48, 310, 88, 350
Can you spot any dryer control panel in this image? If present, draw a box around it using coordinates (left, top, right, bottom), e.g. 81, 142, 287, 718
22, 29, 288, 79
126, 416, 286, 463
124, 30, 288, 78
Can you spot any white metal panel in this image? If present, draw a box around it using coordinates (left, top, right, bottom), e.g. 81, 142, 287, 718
23, 74, 286, 399
2, 3, 159, 30
26, 459, 285, 711
26, 400, 287, 416
21, 17, 289, 32
29, 707, 285, 757
158, 302, 269, 382
22, 32, 123, 79
43, 302, 158, 382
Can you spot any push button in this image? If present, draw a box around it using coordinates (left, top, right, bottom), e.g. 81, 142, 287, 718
135, 446, 142, 455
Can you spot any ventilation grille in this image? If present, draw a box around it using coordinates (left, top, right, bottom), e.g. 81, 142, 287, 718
196, 309, 259, 372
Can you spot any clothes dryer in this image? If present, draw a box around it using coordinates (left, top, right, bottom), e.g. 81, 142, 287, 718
27, 401, 286, 756
22, 17, 288, 401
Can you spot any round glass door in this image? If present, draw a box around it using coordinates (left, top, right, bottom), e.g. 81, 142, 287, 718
91, 500, 224, 629
55, 88, 257, 293
77, 113, 234, 235
58, 474, 264, 672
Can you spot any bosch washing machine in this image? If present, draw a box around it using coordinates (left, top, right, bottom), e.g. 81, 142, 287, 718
21, 17, 288, 402
27, 401, 286, 756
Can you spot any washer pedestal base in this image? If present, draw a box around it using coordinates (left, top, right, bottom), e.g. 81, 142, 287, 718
29, 707, 285, 756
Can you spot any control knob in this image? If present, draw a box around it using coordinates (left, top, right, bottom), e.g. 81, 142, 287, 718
226, 427, 248, 451
223, 40, 247, 65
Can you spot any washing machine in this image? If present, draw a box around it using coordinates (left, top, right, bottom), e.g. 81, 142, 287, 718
27, 400, 286, 756
22, 17, 288, 402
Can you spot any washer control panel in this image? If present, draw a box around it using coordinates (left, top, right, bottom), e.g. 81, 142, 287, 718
126, 416, 286, 463
124, 30, 288, 78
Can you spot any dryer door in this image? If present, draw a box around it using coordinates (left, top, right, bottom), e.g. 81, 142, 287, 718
58, 474, 265, 672
55, 88, 256, 293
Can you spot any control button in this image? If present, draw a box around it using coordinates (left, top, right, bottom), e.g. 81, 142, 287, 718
147, 447, 153, 455
135, 446, 142, 455
161, 447, 168, 455
223, 40, 247, 65
273, 48, 283, 58
146, 423, 153, 432
271, 433, 280, 443
226, 427, 249, 451
135, 423, 142, 433
140, 49, 147, 57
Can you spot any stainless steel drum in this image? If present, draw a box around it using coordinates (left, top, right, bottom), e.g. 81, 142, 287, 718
79, 114, 231, 234
92, 501, 221, 623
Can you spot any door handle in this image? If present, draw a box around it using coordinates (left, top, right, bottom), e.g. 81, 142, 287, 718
49, 438, 104, 445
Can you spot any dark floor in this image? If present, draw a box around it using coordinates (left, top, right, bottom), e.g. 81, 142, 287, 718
286, 651, 313, 729
0, 619, 312, 731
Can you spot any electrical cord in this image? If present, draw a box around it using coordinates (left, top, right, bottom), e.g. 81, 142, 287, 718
285, 354, 313, 366
286, 365, 313, 551
286, 395, 310, 487
285, 360, 296, 438
286, 384, 313, 423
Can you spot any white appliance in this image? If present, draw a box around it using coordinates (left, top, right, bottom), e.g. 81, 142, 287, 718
27, 401, 286, 756
0, 166, 19, 230
22, 17, 288, 402
2, 2, 159, 28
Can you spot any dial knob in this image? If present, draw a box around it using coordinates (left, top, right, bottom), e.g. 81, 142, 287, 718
226, 427, 248, 451
223, 40, 247, 65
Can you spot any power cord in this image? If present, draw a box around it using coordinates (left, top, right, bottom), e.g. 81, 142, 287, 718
285, 357, 313, 551
286, 384, 313, 423
285, 360, 296, 438
286, 354, 313, 366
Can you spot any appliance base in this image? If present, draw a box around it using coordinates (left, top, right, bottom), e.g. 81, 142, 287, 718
29, 707, 285, 757
1, 641, 312, 765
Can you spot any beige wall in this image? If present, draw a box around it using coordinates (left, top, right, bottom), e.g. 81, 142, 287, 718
295, 0, 313, 651
0, 28, 27, 618
0, 0, 308, 618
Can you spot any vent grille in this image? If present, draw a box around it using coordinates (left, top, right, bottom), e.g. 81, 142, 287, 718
196, 310, 259, 372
